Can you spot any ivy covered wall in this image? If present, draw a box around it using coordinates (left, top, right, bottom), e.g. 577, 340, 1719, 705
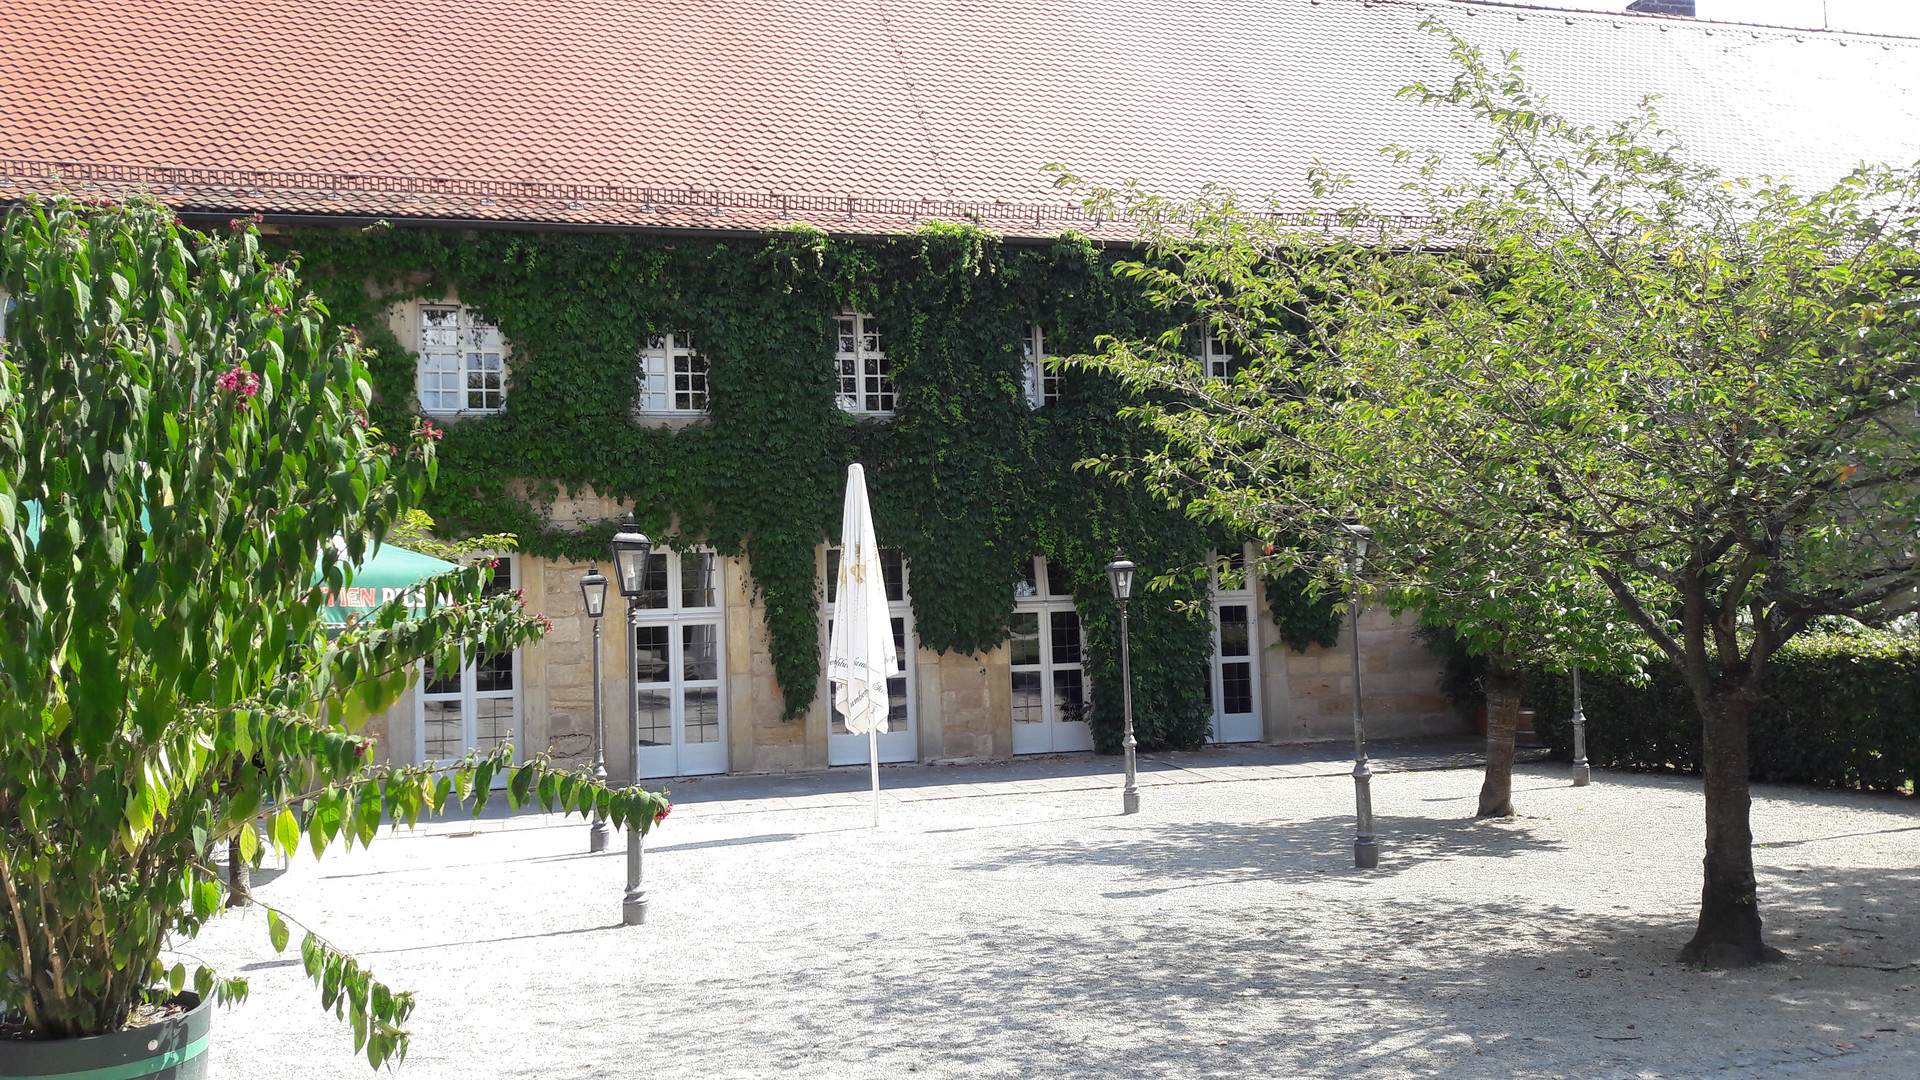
278, 222, 1339, 752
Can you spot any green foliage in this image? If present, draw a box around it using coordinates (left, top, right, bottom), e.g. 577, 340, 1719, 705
1524, 628, 1920, 793
278, 220, 1339, 746
0, 198, 667, 1062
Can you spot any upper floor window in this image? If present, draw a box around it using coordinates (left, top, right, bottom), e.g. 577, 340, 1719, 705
637, 332, 709, 415
418, 305, 505, 415
1023, 324, 1060, 409
1201, 335, 1235, 383
835, 313, 895, 415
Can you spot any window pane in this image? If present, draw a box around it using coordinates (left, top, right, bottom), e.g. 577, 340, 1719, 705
1013, 558, 1039, 598
680, 551, 716, 609
1219, 604, 1250, 657
1009, 612, 1040, 666
683, 624, 718, 682
634, 625, 671, 683
1053, 669, 1085, 721
474, 650, 514, 692
886, 674, 909, 733
1050, 610, 1082, 665
1044, 559, 1073, 598
422, 654, 461, 696
685, 688, 720, 744
474, 696, 514, 752
890, 616, 908, 673
637, 552, 669, 610
423, 700, 464, 760
636, 689, 672, 746
1012, 671, 1043, 724
825, 548, 840, 605
1222, 661, 1254, 715
482, 557, 513, 596
880, 549, 905, 603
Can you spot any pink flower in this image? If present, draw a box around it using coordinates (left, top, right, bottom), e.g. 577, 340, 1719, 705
417, 419, 444, 442
654, 802, 673, 824
215, 367, 261, 398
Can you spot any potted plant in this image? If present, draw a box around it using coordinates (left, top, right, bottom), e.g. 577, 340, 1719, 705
0, 197, 667, 1074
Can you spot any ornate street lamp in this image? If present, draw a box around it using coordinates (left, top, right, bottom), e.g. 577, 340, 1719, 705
1570, 665, 1592, 787
607, 523, 654, 926
1106, 553, 1140, 816
580, 564, 610, 853
1340, 522, 1379, 869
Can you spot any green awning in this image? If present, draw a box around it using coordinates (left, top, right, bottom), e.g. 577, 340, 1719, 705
319, 543, 459, 627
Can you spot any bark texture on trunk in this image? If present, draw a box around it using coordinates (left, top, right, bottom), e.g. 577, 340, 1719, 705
226, 835, 251, 908
1477, 665, 1521, 817
1678, 690, 1780, 967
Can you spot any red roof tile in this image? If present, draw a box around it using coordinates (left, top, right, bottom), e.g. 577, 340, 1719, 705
3, 0, 1918, 236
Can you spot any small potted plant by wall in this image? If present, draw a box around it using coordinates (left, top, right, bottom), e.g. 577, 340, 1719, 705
0, 198, 668, 1075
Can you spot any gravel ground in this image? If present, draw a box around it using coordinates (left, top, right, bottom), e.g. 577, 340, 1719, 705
187, 750, 1920, 1079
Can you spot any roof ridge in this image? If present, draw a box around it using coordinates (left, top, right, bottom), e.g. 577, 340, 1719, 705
1353, 0, 1920, 43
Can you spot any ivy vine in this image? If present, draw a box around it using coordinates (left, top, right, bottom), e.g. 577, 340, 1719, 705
278, 222, 1339, 751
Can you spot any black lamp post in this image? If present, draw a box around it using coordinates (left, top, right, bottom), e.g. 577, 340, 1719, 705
1570, 666, 1592, 787
1106, 553, 1139, 816
607, 524, 654, 926
580, 564, 610, 853
1340, 522, 1379, 869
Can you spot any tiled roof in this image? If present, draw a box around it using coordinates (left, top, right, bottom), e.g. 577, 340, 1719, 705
3, 0, 1918, 237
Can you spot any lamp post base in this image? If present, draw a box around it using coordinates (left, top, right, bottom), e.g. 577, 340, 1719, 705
1354, 836, 1380, 869
622, 893, 650, 926
589, 820, 609, 853
1122, 788, 1139, 816
1572, 761, 1592, 788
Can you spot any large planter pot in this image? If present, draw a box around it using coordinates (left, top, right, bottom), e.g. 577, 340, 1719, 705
0, 993, 211, 1080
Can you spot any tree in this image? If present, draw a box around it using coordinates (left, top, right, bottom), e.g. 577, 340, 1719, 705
1073, 27, 1920, 965
0, 197, 668, 1063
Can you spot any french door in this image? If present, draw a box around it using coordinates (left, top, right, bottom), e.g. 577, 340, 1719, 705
824, 546, 918, 765
417, 556, 521, 780
1207, 546, 1263, 743
1010, 557, 1093, 754
630, 549, 728, 778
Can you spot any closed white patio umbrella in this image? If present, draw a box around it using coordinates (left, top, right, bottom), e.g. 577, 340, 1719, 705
827, 463, 897, 827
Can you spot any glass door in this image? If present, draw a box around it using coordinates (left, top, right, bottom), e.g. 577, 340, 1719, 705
824, 546, 917, 765
1010, 557, 1093, 754
629, 549, 728, 778
417, 556, 521, 782
1207, 546, 1263, 743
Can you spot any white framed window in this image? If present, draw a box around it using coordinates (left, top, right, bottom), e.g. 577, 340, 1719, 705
418, 305, 506, 415
417, 556, 521, 772
1201, 335, 1235, 382
834, 313, 895, 415
823, 545, 917, 763
1010, 556, 1092, 754
630, 547, 728, 778
636, 332, 709, 415
1206, 545, 1263, 743
1023, 324, 1061, 409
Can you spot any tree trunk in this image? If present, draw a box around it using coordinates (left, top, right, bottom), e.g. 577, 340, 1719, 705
1477, 663, 1521, 817
1678, 688, 1780, 966
226, 835, 251, 908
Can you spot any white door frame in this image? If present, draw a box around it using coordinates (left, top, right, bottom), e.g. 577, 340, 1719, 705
1010, 556, 1093, 755
1208, 545, 1263, 743
629, 548, 729, 778
823, 545, 918, 765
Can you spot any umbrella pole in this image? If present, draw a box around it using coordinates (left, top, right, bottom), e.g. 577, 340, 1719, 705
868, 725, 880, 827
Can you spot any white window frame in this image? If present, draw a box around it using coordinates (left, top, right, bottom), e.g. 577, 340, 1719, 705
629, 547, 728, 778
1010, 556, 1092, 754
823, 544, 917, 763
1201, 335, 1234, 383
834, 312, 895, 415
1207, 544, 1263, 743
636, 331, 710, 416
415, 554, 522, 776
1022, 324, 1061, 409
417, 304, 507, 416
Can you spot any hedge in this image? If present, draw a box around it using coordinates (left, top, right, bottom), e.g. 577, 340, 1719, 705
1522, 629, 1920, 793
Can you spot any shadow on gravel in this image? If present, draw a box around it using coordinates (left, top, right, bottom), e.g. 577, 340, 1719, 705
955, 813, 1561, 882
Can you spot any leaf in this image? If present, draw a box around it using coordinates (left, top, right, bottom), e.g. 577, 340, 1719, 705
192, 879, 222, 921
238, 822, 260, 864
267, 909, 291, 953
168, 962, 186, 995
274, 807, 299, 857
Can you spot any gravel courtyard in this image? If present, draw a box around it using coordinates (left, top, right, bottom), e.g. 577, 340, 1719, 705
188, 744, 1919, 1079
